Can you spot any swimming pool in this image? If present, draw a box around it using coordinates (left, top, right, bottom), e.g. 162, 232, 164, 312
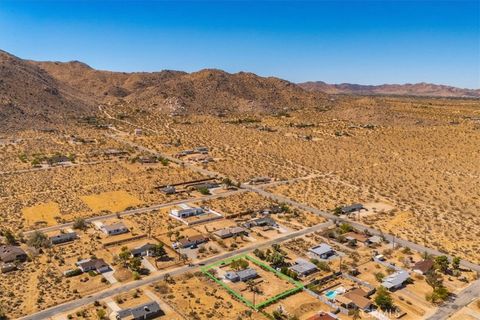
324, 290, 337, 300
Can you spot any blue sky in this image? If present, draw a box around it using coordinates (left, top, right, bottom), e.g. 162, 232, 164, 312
0, 1, 479, 88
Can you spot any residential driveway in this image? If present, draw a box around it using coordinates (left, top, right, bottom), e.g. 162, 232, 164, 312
104, 297, 121, 312
142, 257, 157, 273
102, 270, 118, 284
92, 221, 104, 229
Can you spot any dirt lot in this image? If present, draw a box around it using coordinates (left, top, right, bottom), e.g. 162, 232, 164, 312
150, 272, 264, 320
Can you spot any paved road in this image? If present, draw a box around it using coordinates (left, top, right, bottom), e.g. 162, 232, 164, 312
24, 189, 246, 235
245, 184, 480, 274
94, 108, 480, 320
427, 279, 480, 320
19, 220, 333, 320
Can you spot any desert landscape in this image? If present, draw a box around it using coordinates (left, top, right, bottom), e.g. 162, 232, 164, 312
0, 16, 479, 319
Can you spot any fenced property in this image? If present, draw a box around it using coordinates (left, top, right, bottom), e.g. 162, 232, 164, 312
201, 254, 304, 310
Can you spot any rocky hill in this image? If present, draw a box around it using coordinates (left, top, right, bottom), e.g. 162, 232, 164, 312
299, 81, 480, 98
35, 61, 327, 115
0, 50, 94, 131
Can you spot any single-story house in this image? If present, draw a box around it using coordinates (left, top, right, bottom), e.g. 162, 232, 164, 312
0, 245, 27, 263
173, 235, 209, 249
340, 203, 365, 214
340, 288, 373, 311
50, 232, 77, 245
412, 259, 434, 275
242, 217, 277, 229
101, 222, 129, 236
160, 186, 176, 195
382, 270, 410, 291
309, 244, 335, 260
306, 312, 338, 320
289, 258, 318, 277
213, 226, 247, 239
115, 301, 164, 320
194, 146, 209, 153
225, 268, 258, 282
131, 243, 157, 258
367, 235, 383, 245
76, 258, 110, 273
170, 207, 204, 219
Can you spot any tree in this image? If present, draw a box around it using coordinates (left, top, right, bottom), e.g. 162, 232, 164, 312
351, 309, 361, 320
129, 257, 142, 272
425, 270, 443, 289
152, 243, 167, 258
73, 218, 87, 230
231, 258, 249, 271
339, 223, 353, 234
96, 308, 106, 319
118, 248, 131, 267
375, 272, 385, 282
27, 231, 50, 248
3, 229, 16, 245
435, 256, 450, 274
426, 285, 450, 303
452, 257, 461, 270
375, 286, 394, 311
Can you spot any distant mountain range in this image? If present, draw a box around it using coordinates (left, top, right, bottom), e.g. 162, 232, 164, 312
1, 48, 478, 132
299, 81, 480, 98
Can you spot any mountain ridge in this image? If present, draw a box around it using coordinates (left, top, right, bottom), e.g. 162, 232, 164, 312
299, 81, 480, 98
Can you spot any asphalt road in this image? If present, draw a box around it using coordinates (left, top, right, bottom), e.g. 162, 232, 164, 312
246, 184, 480, 274
426, 279, 480, 320
19, 220, 334, 320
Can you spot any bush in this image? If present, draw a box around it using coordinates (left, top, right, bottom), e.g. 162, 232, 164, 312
64, 268, 82, 277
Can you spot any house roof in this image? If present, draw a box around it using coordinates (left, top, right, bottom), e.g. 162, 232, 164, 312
237, 268, 257, 279
309, 243, 334, 256
306, 312, 337, 320
382, 270, 410, 289
178, 235, 208, 246
102, 222, 128, 232
413, 260, 434, 273
131, 243, 156, 255
77, 258, 109, 270
343, 291, 372, 309
213, 226, 246, 237
116, 301, 162, 319
348, 288, 369, 297
341, 203, 364, 213
289, 258, 318, 275
368, 235, 383, 243
0, 245, 26, 261
50, 232, 77, 241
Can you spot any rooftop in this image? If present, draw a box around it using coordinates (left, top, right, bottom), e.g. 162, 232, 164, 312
309, 243, 334, 256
